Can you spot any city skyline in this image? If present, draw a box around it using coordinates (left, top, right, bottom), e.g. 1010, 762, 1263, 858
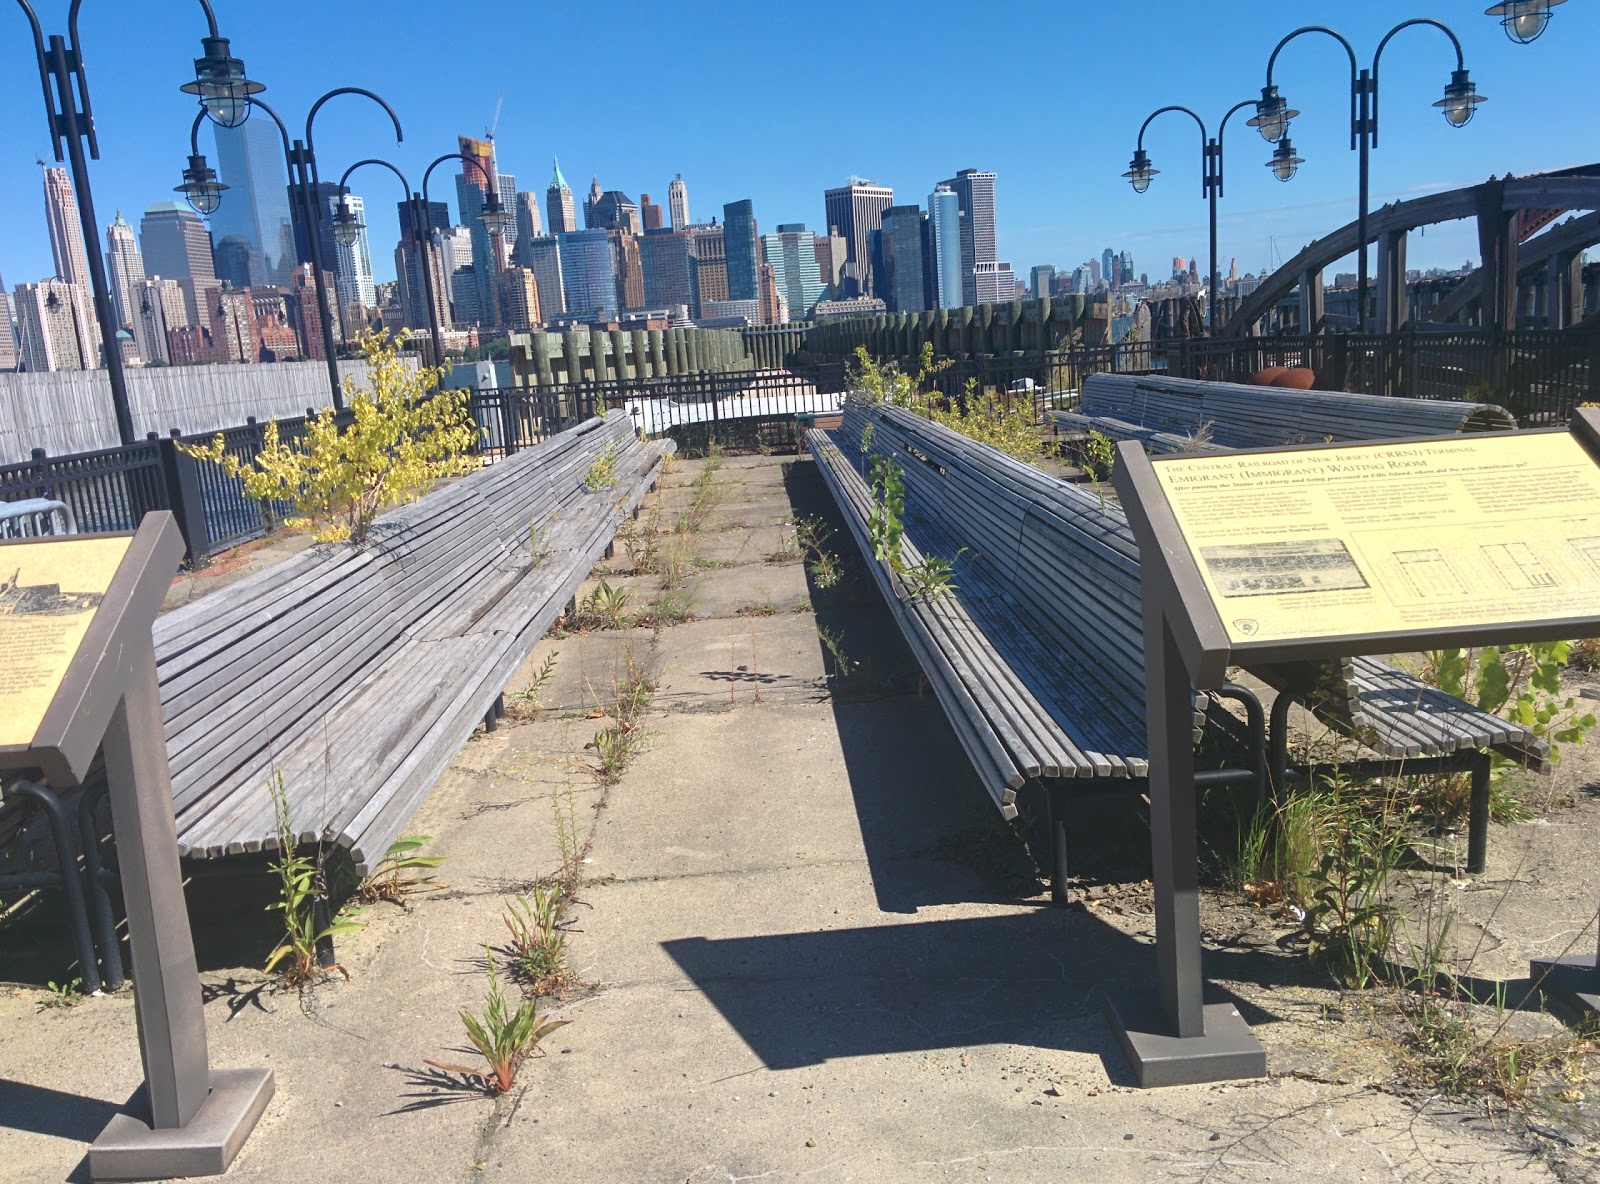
1, 0, 1593, 302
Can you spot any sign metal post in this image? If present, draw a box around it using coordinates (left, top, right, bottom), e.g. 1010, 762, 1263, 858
0, 514, 272, 1179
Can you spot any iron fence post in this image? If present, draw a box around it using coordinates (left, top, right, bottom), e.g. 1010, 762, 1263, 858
157, 433, 211, 566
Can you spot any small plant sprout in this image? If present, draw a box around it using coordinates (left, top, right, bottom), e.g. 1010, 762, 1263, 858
527, 514, 555, 567
568, 579, 632, 630
425, 947, 569, 1095
817, 625, 858, 681
355, 835, 447, 906
38, 978, 83, 1010
509, 652, 560, 713
264, 772, 363, 986
503, 885, 571, 995
1079, 430, 1117, 514
583, 444, 620, 492
899, 551, 963, 602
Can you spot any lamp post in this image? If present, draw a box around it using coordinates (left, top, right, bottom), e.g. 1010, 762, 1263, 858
176, 90, 403, 407
1249, 20, 1484, 332
1485, 0, 1567, 43
12, 0, 256, 446
1124, 100, 1259, 333
417, 152, 514, 366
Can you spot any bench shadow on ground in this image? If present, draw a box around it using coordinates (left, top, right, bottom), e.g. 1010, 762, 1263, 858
779, 458, 1154, 916
660, 463, 1295, 1079
0, 1078, 124, 1182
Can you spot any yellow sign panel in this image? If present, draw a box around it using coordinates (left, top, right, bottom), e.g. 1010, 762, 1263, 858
1152, 432, 1600, 646
0, 536, 131, 748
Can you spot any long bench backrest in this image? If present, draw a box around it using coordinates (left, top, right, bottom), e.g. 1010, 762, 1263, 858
1081, 372, 1516, 448
153, 411, 634, 801
840, 402, 1146, 707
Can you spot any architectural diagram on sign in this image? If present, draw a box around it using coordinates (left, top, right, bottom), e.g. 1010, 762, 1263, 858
1482, 542, 1558, 590
1394, 549, 1466, 598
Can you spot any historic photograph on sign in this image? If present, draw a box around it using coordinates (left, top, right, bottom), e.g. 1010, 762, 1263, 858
0, 536, 130, 749
1199, 538, 1369, 598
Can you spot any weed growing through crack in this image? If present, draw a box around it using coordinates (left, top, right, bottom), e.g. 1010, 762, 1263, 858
590, 642, 659, 783
550, 782, 584, 876
354, 835, 446, 907
502, 885, 574, 996
508, 652, 560, 715
264, 771, 362, 986
38, 978, 82, 1010
737, 602, 779, 618
425, 947, 569, 1095
583, 444, 619, 492
817, 625, 858, 681
566, 578, 632, 631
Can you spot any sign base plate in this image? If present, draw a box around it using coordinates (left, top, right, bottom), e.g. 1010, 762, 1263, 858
88, 1068, 275, 1182
1531, 956, 1600, 1022
1104, 993, 1266, 1088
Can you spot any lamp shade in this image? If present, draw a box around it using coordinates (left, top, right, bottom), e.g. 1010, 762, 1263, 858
1267, 137, 1304, 183
180, 36, 265, 129
1247, 85, 1298, 143
479, 193, 515, 238
332, 198, 365, 248
1435, 69, 1486, 127
1122, 149, 1158, 194
176, 154, 228, 215
1485, 0, 1565, 44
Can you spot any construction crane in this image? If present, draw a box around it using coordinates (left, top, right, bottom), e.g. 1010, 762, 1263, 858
485, 92, 503, 144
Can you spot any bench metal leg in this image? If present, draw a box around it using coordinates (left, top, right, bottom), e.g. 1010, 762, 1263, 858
1217, 683, 1267, 806
1267, 688, 1301, 806
8, 780, 102, 994
78, 782, 125, 991
483, 694, 504, 733
1467, 754, 1491, 875
1046, 785, 1070, 906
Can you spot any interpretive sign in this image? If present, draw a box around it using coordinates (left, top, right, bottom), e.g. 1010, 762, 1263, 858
0, 535, 129, 749
0, 515, 272, 1179
1105, 409, 1600, 1089
1152, 432, 1600, 649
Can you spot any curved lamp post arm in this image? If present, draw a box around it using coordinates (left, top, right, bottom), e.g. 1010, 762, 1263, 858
14, 2, 57, 154
305, 86, 404, 155
1266, 25, 1360, 149
338, 157, 411, 197
1371, 18, 1467, 147
1136, 105, 1209, 198
421, 150, 492, 205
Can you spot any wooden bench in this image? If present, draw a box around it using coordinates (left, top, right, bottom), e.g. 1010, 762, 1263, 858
1048, 372, 1517, 453
808, 401, 1545, 895
150, 409, 670, 871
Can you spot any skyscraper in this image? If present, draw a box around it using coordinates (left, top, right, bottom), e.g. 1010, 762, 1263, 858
639, 194, 664, 231
514, 191, 543, 263
639, 231, 695, 312
926, 185, 963, 310
455, 135, 503, 326
498, 173, 519, 261
558, 229, 619, 320
722, 199, 759, 301
1102, 248, 1115, 290
546, 157, 577, 234
132, 277, 187, 366
667, 174, 690, 232
41, 165, 92, 293
104, 211, 145, 330
496, 266, 541, 331
523, 235, 565, 320
823, 179, 892, 298
813, 229, 846, 296
589, 191, 642, 235
140, 202, 218, 326
13, 279, 98, 371
686, 225, 727, 310
395, 199, 450, 331
879, 206, 928, 313
939, 168, 1013, 306
0, 276, 17, 371
761, 224, 825, 320
583, 176, 604, 229
329, 193, 376, 314
211, 117, 296, 287
437, 225, 478, 326
209, 286, 256, 363
615, 232, 645, 311
1030, 265, 1055, 301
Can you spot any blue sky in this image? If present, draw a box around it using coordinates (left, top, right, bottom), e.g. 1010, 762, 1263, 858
2, 0, 1594, 293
